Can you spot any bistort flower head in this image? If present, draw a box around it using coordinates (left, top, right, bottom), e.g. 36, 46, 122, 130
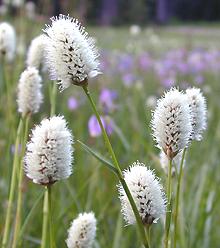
24, 116, 73, 185
43, 14, 100, 90
151, 88, 192, 159
0, 22, 16, 62
160, 150, 186, 176
185, 87, 207, 141
66, 212, 97, 248
118, 161, 166, 226
26, 35, 45, 69
17, 67, 43, 116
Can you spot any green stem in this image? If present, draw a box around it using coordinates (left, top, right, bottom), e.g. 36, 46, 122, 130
2, 118, 23, 248
82, 85, 148, 248
12, 114, 31, 248
48, 185, 55, 248
146, 226, 151, 248
173, 148, 187, 248
50, 83, 57, 116
164, 158, 173, 248
41, 188, 49, 248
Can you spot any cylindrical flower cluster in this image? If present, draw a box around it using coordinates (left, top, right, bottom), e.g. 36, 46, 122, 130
0, 22, 16, 62
186, 87, 207, 141
118, 161, 166, 225
24, 116, 74, 185
43, 14, 100, 90
151, 88, 192, 159
17, 67, 43, 116
66, 212, 97, 248
26, 35, 45, 69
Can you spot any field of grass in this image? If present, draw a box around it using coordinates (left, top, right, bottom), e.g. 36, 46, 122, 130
0, 15, 220, 248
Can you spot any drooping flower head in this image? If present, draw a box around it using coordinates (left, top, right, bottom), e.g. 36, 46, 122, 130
17, 67, 43, 116
185, 87, 207, 141
160, 150, 186, 176
66, 212, 97, 248
24, 116, 73, 185
26, 35, 45, 69
151, 88, 192, 160
118, 161, 166, 226
43, 14, 100, 90
0, 22, 16, 62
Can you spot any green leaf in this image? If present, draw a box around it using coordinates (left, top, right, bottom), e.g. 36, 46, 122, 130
77, 140, 118, 175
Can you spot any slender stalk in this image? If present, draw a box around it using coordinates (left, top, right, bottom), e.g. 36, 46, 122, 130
48, 185, 55, 248
82, 85, 148, 248
12, 113, 31, 248
164, 158, 173, 248
145, 225, 151, 248
173, 148, 187, 248
41, 188, 49, 248
2, 118, 23, 248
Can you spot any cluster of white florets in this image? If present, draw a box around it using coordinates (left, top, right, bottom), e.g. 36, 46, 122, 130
0, 22, 16, 62
43, 14, 100, 90
118, 161, 166, 226
26, 35, 45, 69
66, 212, 97, 248
24, 116, 73, 185
17, 67, 43, 116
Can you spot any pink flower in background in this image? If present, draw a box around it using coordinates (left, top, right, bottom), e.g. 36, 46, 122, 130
88, 115, 113, 137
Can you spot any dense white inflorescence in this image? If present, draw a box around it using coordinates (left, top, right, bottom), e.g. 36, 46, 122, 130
118, 161, 166, 226
17, 67, 43, 116
0, 22, 16, 62
151, 88, 192, 159
24, 116, 73, 185
185, 87, 207, 141
43, 14, 100, 90
66, 212, 97, 248
26, 35, 45, 69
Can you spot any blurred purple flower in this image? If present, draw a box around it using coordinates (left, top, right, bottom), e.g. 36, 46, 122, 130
67, 96, 79, 111
99, 88, 117, 113
122, 73, 136, 87
118, 54, 133, 72
88, 115, 113, 137
194, 74, 204, 84
138, 53, 153, 71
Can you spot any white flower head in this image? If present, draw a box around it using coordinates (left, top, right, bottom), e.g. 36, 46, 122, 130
17, 67, 43, 116
66, 212, 97, 248
24, 116, 74, 185
118, 161, 166, 226
43, 14, 100, 90
151, 88, 192, 160
0, 22, 16, 62
185, 87, 207, 141
160, 150, 186, 176
26, 35, 45, 69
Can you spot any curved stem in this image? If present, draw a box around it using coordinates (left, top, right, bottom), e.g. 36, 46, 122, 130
164, 158, 173, 248
82, 85, 148, 248
173, 148, 187, 248
2, 118, 23, 248
12, 114, 31, 248
41, 188, 49, 248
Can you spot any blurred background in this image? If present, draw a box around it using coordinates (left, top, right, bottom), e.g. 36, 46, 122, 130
0, 1, 220, 248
